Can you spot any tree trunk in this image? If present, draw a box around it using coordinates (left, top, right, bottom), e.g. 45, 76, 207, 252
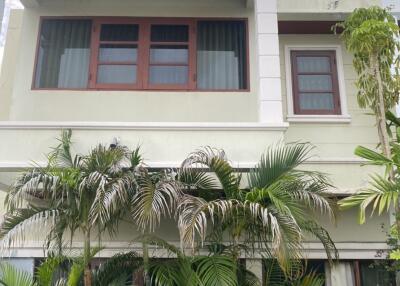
373, 54, 400, 272
142, 238, 151, 286
373, 54, 391, 160
83, 229, 92, 286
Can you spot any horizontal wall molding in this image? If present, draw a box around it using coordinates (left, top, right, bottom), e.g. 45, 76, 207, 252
1, 241, 388, 259
0, 158, 367, 171
0, 121, 289, 131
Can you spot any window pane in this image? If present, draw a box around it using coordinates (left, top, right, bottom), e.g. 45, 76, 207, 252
298, 75, 333, 91
197, 21, 247, 90
360, 261, 395, 286
99, 44, 137, 62
297, 56, 331, 73
100, 24, 139, 41
35, 19, 92, 88
97, 65, 137, 84
149, 66, 188, 85
150, 45, 188, 64
299, 93, 334, 110
151, 25, 189, 42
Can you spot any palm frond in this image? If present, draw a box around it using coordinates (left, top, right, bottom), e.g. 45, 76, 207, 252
301, 221, 338, 261
354, 145, 394, 166
149, 260, 183, 286
0, 262, 36, 286
193, 255, 238, 286
178, 168, 218, 191
248, 143, 314, 190
48, 129, 74, 169
6, 170, 59, 212
36, 254, 71, 286
181, 147, 241, 199
338, 174, 400, 223
132, 175, 182, 233
0, 208, 59, 251
92, 252, 142, 286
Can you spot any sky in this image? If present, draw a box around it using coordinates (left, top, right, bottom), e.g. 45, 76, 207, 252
0, 0, 23, 47
0, 0, 23, 65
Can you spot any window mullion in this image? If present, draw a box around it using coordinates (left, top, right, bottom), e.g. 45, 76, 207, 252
89, 19, 101, 89
139, 21, 151, 89
188, 19, 197, 90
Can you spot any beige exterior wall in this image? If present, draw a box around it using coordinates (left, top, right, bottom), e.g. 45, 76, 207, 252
278, 0, 381, 13
1, 0, 260, 122
280, 35, 381, 192
0, 0, 392, 259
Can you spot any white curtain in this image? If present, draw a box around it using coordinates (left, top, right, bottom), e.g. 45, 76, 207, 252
325, 262, 355, 286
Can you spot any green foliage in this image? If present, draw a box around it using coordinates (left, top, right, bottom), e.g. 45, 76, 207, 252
335, 6, 400, 111
194, 255, 237, 286
0, 263, 36, 286
92, 252, 142, 286
177, 143, 337, 271
36, 254, 70, 286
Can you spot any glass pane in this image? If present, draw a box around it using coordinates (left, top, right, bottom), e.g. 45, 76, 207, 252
35, 19, 92, 88
151, 25, 189, 42
197, 21, 247, 90
150, 45, 188, 64
97, 65, 137, 84
100, 24, 139, 41
299, 93, 334, 110
298, 75, 332, 91
297, 56, 331, 73
360, 262, 395, 286
99, 44, 137, 62
149, 66, 188, 85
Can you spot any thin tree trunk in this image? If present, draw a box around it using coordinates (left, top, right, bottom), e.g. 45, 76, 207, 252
83, 229, 92, 286
373, 55, 400, 267
142, 237, 151, 286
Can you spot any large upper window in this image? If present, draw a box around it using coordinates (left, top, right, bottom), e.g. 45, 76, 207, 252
290, 50, 341, 115
33, 18, 248, 91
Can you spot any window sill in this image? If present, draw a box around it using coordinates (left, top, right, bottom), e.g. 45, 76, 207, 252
286, 115, 352, 123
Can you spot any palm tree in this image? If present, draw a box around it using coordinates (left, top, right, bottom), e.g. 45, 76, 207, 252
0, 130, 137, 286
177, 143, 337, 270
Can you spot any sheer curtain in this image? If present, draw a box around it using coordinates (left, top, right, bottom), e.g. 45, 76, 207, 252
326, 262, 355, 286
35, 19, 92, 88
197, 21, 246, 90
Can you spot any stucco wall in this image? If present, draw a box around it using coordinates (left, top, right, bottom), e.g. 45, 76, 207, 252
0, 0, 260, 122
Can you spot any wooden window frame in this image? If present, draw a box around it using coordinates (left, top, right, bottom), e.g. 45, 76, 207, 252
290, 50, 341, 115
32, 16, 249, 92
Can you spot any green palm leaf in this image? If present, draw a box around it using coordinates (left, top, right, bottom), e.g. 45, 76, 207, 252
181, 147, 241, 199
339, 174, 400, 224
92, 252, 142, 286
194, 255, 237, 286
248, 143, 314, 190
0, 263, 36, 286
132, 175, 182, 232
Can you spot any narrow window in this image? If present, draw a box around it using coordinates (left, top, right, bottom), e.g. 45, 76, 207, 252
197, 21, 247, 90
290, 50, 341, 115
92, 22, 140, 88
34, 19, 92, 89
148, 24, 191, 88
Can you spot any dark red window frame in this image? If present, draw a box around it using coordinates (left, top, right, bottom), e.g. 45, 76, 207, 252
290, 50, 341, 115
32, 17, 249, 92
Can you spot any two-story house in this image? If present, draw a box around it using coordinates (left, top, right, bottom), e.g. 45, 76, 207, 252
0, 0, 397, 285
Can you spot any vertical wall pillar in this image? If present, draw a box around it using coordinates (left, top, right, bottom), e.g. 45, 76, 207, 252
254, 0, 284, 123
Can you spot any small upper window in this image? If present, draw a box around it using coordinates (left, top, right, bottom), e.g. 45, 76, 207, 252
290, 50, 341, 115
